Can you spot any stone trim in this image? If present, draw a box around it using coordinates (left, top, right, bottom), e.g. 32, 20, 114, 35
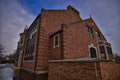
22, 67, 48, 74
22, 67, 34, 73
35, 70, 48, 75
49, 58, 111, 63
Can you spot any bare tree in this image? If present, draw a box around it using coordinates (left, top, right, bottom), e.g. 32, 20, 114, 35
113, 53, 120, 61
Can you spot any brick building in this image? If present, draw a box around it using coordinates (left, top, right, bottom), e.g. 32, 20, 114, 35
16, 5, 114, 80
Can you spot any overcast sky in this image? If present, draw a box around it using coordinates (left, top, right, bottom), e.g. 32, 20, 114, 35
0, 0, 120, 55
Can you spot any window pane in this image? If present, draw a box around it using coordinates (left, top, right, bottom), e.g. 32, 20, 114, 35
54, 34, 59, 47
90, 47, 97, 58
95, 31, 101, 41
99, 46, 106, 59
87, 26, 93, 38
99, 46, 105, 53
55, 36, 58, 46
107, 47, 112, 54
24, 23, 37, 60
107, 46, 113, 60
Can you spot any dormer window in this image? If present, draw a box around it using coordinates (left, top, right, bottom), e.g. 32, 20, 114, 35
54, 34, 59, 48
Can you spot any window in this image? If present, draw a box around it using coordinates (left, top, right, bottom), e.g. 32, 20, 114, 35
87, 26, 93, 38
24, 23, 37, 61
90, 47, 97, 58
107, 46, 113, 60
95, 31, 101, 41
107, 46, 112, 54
99, 46, 106, 59
54, 34, 59, 47
99, 46, 105, 53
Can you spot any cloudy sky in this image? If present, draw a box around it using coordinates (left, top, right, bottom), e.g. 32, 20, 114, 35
0, 0, 120, 55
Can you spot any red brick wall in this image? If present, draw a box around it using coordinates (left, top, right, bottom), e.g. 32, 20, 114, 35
48, 60, 101, 80
36, 25, 49, 71
49, 33, 62, 60
41, 7, 81, 34
36, 6, 82, 71
48, 60, 120, 80
21, 6, 112, 72
62, 22, 89, 59
20, 69, 48, 80
83, 19, 107, 58
22, 61, 34, 69
20, 69, 34, 80
100, 61, 120, 80
84, 19, 106, 42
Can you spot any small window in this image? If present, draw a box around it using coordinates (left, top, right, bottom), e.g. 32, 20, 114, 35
86, 26, 93, 38
54, 34, 59, 48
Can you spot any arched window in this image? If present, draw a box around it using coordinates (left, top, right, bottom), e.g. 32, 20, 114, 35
90, 47, 97, 58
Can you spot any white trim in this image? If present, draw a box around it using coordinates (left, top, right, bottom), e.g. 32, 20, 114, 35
94, 62, 98, 78
22, 67, 34, 73
98, 43, 112, 60
23, 53, 34, 62
88, 43, 98, 58
35, 70, 48, 74
97, 45, 101, 59
23, 59, 34, 62
53, 34, 59, 48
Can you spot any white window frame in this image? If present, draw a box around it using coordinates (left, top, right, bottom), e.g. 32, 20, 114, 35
54, 34, 59, 48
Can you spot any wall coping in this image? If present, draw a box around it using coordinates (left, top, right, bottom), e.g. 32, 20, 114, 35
49, 58, 113, 63
22, 67, 48, 74
35, 70, 48, 75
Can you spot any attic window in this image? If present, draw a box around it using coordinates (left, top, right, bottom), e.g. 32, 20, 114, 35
86, 26, 93, 38
95, 31, 101, 41
54, 34, 59, 48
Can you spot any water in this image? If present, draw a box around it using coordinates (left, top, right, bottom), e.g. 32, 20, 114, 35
0, 64, 14, 80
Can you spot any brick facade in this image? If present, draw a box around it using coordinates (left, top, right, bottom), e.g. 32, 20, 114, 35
15, 5, 114, 80
100, 61, 120, 80
49, 60, 120, 80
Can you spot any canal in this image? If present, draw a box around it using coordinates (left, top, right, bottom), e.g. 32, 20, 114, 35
0, 64, 14, 80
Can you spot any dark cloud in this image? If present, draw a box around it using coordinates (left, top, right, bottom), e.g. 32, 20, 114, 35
0, 0, 35, 55
0, 0, 120, 55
